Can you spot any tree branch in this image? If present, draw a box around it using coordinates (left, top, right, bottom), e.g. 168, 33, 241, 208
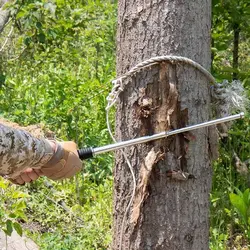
0, 24, 13, 52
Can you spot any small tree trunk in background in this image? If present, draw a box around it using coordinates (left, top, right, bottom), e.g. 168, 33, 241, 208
113, 0, 214, 249
211, 38, 215, 73
233, 23, 240, 80
0, 0, 10, 34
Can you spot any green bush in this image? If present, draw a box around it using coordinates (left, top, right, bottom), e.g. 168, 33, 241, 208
22, 176, 113, 249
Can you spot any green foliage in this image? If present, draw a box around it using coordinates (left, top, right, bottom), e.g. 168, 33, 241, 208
0, 0, 117, 182
210, 227, 228, 250
210, 1, 250, 248
23, 176, 113, 249
212, 0, 250, 82
210, 118, 250, 249
0, 0, 116, 248
0, 177, 27, 237
0, 0, 249, 249
230, 189, 250, 239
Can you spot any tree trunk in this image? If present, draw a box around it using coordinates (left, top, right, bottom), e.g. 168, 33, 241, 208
0, 0, 10, 34
113, 1, 213, 249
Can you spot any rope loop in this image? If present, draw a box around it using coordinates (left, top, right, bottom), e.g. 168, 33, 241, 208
106, 55, 216, 112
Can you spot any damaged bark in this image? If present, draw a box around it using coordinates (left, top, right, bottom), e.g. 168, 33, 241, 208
113, 1, 214, 249
130, 147, 161, 225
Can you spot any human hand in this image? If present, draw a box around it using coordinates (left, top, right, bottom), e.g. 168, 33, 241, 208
9, 141, 82, 185
40, 141, 82, 180
10, 168, 43, 185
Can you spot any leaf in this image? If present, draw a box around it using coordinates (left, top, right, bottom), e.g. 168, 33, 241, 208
211, 197, 220, 203
56, 0, 65, 6
13, 222, 23, 237
16, 10, 27, 19
243, 189, 250, 206
24, 37, 32, 46
12, 191, 28, 199
8, 213, 17, 219
5, 220, 13, 236
0, 179, 7, 189
38, 33, 46, 43
224, 208, 231, 216
230, 193, 247, 224
36, 22, 42, 29
14, 200, 26, 211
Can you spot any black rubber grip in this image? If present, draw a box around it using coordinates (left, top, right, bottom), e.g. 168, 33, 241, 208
77, 148, 94, 160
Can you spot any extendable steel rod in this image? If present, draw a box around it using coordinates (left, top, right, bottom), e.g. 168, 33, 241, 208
78, 112, 244, 160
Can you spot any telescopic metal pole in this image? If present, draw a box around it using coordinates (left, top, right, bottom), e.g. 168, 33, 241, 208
78, 112, 244, 160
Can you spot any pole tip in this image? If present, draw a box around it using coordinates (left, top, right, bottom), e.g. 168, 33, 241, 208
240, 112, 245, 119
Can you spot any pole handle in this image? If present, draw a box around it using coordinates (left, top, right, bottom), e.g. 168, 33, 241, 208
77, 148, 94, 160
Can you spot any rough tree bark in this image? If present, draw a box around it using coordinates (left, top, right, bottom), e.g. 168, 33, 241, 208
113, 1, 214, 249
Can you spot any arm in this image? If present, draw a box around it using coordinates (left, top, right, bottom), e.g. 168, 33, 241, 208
0, 123, 54, 177
0, 123, 82, 183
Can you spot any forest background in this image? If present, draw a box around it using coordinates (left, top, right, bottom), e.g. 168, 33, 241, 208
0, 0, 250, 249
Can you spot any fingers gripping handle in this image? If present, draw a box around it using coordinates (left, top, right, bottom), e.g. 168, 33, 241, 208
77, 148, 94, 160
